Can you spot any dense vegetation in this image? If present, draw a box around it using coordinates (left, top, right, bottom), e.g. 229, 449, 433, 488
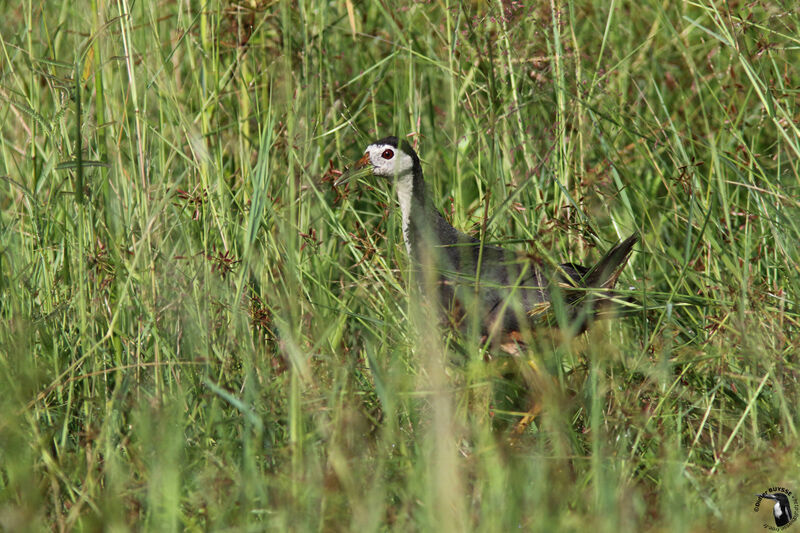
1, 1, 798, 530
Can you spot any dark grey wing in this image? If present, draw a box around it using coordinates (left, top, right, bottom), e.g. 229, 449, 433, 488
442, 242, 551, 333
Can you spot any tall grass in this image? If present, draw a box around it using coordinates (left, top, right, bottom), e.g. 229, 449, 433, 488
1, 0, 798, 530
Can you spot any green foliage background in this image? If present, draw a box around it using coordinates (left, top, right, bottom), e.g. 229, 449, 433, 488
1, 0, 798, 530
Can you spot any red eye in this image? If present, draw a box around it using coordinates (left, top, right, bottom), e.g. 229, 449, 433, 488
381, 149, 394, 159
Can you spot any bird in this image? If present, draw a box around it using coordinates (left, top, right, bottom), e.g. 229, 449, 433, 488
758, 493, 793, 527
337, 135, 637, 342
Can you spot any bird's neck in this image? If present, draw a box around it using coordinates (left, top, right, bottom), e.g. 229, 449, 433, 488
396, 171, 417, 255
395, 167, 463, 263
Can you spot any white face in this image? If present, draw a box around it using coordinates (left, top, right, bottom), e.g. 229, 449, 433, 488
364, 143, 415, 178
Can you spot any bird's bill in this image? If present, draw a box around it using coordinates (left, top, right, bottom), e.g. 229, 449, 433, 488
354, 152, 371, 169
334, 153, 372, 186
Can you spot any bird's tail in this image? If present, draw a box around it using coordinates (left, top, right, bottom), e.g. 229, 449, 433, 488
552, 233, 638, 327
582, 233, 638, 290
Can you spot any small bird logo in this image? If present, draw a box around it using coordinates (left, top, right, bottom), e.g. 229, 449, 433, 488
758, 492, 793, 527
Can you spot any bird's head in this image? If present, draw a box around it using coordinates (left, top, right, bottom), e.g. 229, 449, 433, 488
760, 493, 790, 503
358, 136, 418, 178
335, 136, 420, 186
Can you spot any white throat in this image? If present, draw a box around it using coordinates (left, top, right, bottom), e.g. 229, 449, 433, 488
395, 171, 414, 254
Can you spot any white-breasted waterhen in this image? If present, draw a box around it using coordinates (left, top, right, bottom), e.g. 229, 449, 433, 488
337, 136, 637, 340
758, 493, 793, 527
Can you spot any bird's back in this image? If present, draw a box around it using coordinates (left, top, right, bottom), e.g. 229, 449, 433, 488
410, 207, 636, 335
